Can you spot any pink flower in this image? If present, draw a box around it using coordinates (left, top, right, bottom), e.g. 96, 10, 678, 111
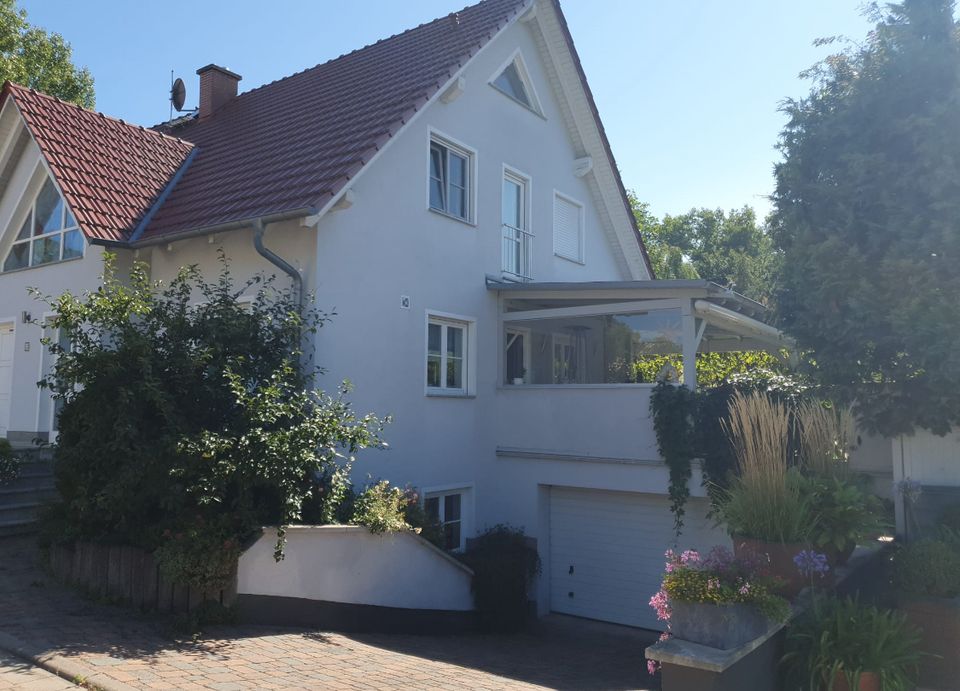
707, 577, 720, 590
647, 659, 660, 675
680, 549, 700, 565
649, 589, 671, 621
738, 583, 751, 596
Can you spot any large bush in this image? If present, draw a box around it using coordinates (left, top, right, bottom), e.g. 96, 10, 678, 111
460, 525, 541, 632
34, 254, 385, 558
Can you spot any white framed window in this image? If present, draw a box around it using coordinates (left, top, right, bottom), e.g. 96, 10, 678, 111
424, 488, 468, 551
426, 312, 475, 396
501, 167, 532, 280
3, 176, 83, 272
553, 192, 584, 264
428, 132, 475, 223
505, 326, 531, 385
489, 50, 544, 116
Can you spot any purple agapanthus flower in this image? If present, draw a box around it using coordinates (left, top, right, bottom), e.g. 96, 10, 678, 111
793, 550, 830, 578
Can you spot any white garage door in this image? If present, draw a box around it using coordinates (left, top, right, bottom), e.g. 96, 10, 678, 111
0, 324, 13, 437
549, 486, 729, 630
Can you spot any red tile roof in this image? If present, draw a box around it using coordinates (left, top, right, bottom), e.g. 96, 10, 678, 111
143, 0, 528, 240
1, 82, 194, 243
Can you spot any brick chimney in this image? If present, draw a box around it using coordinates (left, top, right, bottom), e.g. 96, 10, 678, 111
196, 64, 241, 119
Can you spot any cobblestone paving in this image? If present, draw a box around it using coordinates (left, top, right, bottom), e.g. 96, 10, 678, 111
0, 537, 656, 690
0, 650, 75, 690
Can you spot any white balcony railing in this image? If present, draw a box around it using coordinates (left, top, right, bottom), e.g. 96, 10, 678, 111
501, 223, 533, 281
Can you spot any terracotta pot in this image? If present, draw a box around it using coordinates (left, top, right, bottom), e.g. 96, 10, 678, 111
828, 670, 879, 691
731, 536, 813, 598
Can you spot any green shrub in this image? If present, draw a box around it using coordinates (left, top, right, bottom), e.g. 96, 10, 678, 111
892, 538, 960, 598
459, 525, 541, 632
0, 439, 18, 486
154, 517, 241, 594
33, 254, 385, 560
801, 475, 883, 553
400, 488, 445, 549
781, 597, 920, 691
351, 481, 409, 533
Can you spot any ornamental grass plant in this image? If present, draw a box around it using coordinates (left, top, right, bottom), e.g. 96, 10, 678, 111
796, 401, 856, 477
718, 391, 815, 543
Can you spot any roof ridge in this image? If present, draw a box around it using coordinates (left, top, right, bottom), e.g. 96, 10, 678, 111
212, 0, 526, 105
4, 81, 194, 148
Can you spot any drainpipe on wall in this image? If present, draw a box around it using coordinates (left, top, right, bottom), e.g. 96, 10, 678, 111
252, 218, 303, 313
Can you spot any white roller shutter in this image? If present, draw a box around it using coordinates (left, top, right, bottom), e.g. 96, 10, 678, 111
553, 194, 583, 262
549, 487, 728, 629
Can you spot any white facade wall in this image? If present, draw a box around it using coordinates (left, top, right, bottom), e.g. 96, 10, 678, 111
307, 20, 645, 528
0, 138, 113, 442
238, 526, 474, 612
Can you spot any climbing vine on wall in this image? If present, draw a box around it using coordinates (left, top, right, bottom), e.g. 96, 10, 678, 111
650, 366, 811, 537
650, 382, 698, 535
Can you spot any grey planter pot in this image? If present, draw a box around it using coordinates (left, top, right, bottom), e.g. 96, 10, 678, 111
669, 601, 772, 650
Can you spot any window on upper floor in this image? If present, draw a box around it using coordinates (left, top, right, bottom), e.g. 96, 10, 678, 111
426, 314, 474, 396
3, 177, 83, 272
553, 192, 584, 264
490, 52, 543, 116
429, 134, 474, 223
501, 168, 532, 280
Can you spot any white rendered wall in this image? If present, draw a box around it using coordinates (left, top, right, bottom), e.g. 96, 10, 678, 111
237, 526, 474, 611
0, 139, 111, 441
308, 16, 649, 519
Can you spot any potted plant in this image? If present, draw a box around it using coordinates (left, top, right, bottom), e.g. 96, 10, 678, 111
717, 392, 817, 596
802, 474, 883, 566
651, 546, 790, 650
781, 596, 920, 691
512, 368, 526, 386
892, 535, 960, 689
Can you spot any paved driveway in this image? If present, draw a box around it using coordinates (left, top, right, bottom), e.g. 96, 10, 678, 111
0, 537, 657, 690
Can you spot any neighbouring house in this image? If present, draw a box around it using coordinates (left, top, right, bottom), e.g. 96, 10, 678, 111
0, 0, 790, 630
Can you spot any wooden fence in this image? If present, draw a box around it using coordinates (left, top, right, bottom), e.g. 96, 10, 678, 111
48, 542, 236, 613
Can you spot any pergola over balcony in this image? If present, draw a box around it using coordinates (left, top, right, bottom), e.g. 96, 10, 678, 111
487, 278, 791, 390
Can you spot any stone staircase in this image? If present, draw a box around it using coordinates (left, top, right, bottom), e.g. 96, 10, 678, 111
0, 450, 56, 537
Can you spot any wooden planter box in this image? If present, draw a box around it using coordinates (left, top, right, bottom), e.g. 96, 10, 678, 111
899, 595, 960, 690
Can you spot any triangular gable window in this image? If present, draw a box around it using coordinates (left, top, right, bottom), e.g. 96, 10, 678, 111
3, 177, 83, 272
491, 53, 543, 115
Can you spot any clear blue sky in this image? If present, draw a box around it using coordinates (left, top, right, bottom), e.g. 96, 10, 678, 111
21, 0, 873, 219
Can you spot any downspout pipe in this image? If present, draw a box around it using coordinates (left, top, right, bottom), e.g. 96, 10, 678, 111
252, 218, 303, 312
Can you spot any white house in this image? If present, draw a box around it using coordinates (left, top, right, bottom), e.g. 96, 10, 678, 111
0, 0, 788, 629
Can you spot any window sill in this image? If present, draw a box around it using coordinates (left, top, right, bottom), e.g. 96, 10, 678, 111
428, 207, 476, 227
1, 254, 84, 275
425, 389, 475, 399
554, 252, 585, 266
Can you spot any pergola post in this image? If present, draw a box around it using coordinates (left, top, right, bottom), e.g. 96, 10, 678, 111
681, 300, 698, 390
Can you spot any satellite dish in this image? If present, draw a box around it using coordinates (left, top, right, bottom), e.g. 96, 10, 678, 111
170, 77, 186, 112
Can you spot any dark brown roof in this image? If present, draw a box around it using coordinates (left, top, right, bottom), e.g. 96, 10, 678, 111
142, 0, 528, 241
1, 82, 194, 243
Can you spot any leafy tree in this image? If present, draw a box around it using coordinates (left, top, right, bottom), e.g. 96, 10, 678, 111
629, 193, 778, 304
771, 0, 960, 435
34, 255, 385, 558
0, 0, 94, 107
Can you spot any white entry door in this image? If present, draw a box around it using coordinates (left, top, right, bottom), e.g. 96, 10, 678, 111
549, 486, 728, 630
0, 324, 14, 437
